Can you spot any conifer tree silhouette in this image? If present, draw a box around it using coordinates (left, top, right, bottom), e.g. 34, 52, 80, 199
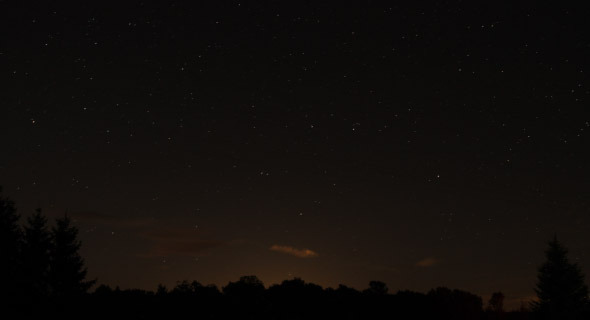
0, 188, 23, 301
22, 208, 52, 298
532, 236, 589, 320
49, 214, 95, 297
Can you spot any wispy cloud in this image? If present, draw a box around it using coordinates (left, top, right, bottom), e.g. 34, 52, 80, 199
415, 257, 439, 267
270, 245, 318, 258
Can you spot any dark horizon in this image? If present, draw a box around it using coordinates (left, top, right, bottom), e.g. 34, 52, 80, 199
2, 2, 589, 313
5, 198, 585, 311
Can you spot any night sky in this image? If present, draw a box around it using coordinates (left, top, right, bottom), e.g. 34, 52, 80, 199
2, 2, 589, 309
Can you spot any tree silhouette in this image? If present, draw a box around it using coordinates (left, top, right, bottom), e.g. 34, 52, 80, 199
156, 283, 168, 296
49, 214, 95, 297
266, 278, 325, 319
487, 291, 504, 312
487, 291, 505, 320
22, 208, 52, 299
428, 287, 483, 320
364, 280, 388, 295
223, 275, 265, 297
0, 188, 551, 319
171, 280, 196, 295
223, 275, 268, 318
0, 187, 24, 303
532, 236, 589, 320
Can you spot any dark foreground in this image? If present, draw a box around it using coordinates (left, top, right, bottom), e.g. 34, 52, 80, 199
8, 279, 536, 320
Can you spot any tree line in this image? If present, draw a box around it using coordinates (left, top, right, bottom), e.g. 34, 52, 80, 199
1, 187, 588, 319
1, 188, 94, 314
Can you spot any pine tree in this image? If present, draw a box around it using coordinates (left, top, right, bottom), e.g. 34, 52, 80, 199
49, 214, 95, 297
532, 236, 589, 319
22, 208, 52, 298
0, 188, 23, 299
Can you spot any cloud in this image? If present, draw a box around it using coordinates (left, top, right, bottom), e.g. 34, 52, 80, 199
415, 257, 439, 267
270, 245, 318, 258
